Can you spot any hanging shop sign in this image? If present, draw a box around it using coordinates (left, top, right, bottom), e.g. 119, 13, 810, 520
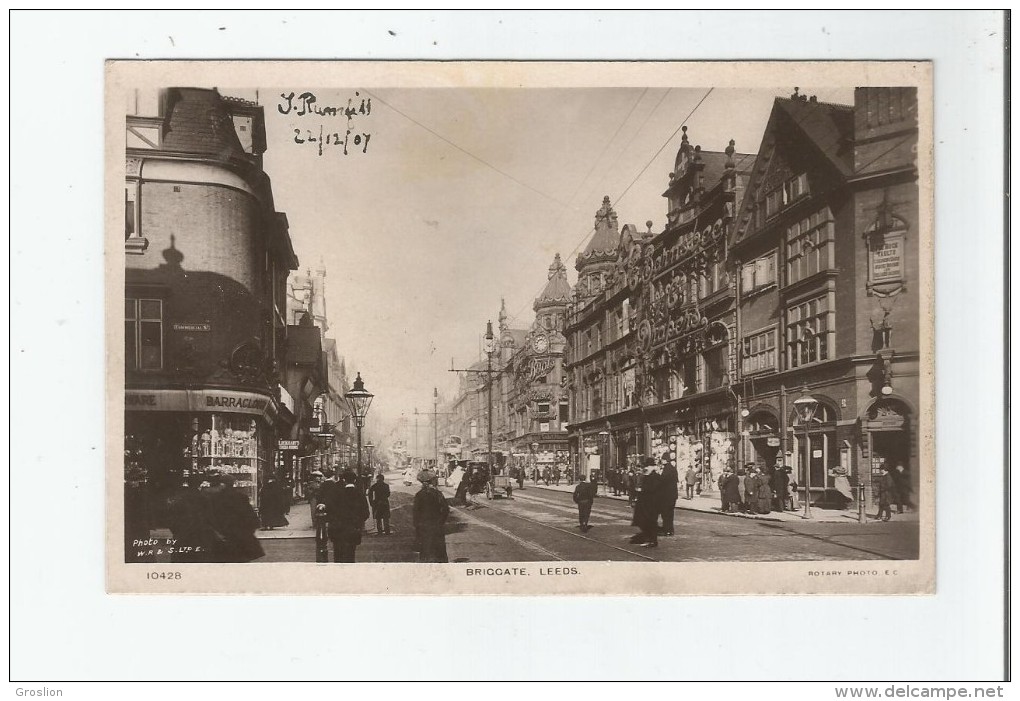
279, 440, 300, 450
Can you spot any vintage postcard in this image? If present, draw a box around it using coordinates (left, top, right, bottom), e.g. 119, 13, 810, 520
106, 60, 934, 595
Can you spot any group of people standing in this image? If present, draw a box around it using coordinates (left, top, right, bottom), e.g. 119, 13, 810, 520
717, 463, 793, 515
570, 457, 679, 548
307, 467, 451, 563
875, 463, 914, 522
628, 457, 680, 548
165, 473, 265, 563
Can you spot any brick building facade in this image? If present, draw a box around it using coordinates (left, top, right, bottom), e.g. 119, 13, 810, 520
123, 88, 298, 550
563, 88, 920, 510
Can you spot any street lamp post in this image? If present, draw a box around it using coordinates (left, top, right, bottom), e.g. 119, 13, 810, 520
433, 387, 440, 473
598, 430, 610, 495
365, 441, 375, 475
344, 372, 374, 484
531, 441, 539, 483
483, 321, 496, 472
793, 393, 819, 519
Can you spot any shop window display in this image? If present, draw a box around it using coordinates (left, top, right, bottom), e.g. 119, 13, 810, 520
190, 414, 264, 508
124, 412, 268, 538
651, 425, 709, 491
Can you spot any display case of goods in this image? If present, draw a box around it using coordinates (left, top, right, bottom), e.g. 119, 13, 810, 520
650, 428, 668, 464
707, 430, 737, 487
188, 414, 263, 509
670, 429, 703, 484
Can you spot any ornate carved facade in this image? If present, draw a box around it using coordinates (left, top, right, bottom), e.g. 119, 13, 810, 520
501, 254, 572, 468
565, 127, 754, 486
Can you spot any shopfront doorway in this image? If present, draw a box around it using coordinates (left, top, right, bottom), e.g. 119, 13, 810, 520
788, 401, 838, 501
745, 409, 781, 470
863, 398, 914, 506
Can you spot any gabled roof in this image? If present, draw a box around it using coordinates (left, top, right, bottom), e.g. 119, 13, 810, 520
775, 96, 854, 177
663, 150, 755, 198
732, 94, 854, 247
535, 253, 572, 310
576, 196, 621, 270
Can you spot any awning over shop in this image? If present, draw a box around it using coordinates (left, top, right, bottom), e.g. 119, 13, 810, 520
125, 388, 278, 421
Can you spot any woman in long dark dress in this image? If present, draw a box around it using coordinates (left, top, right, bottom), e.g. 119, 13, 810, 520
368, 473, 392, 535
258, 478, 289, 529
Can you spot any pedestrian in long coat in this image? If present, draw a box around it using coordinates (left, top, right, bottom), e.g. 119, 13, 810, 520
258, 478, 289, 529
413, 471, 450, 562
743, 470, 759, 513
166, 480, 216, 563
318, 471, 370, 562
630, 460, 661, 547
723, 469, 742, 513
875, 467, 896, 521
627, 469, 638, 503
771, 467, 790, 512
305, 471, 325, 522
368, 473, 392, 535
893, 463, 914, 513
658, 461, 679, 535
572, 475, 598, 531
735, 468, 748, 513
718, 470, 730, 511
756, 473, 773, 514
205, 475, 265, 563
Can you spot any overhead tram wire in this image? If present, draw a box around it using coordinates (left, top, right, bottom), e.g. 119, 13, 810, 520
568, 87, 674, 225
501, 87, 678, 328
546, 87, 651, 235
502, 87, 715, 328
363, 89, 569, 210
499, 89, 652, 329
613, 87, 714, 205
505, 88, 911, 330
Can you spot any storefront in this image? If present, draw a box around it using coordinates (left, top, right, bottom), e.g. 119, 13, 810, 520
860, 397, 915, 506
786, 400, 840, 499
612, 426, 642, 474
124, 388, 279, 528
649, 410, 735, 493
744, 407, 782, 470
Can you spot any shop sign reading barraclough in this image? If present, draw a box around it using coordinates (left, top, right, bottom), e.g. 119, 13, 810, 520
125, 389, 276, 418
204, 394, 268, 411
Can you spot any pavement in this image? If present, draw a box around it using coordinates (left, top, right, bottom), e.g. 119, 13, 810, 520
255, 502, 315, 539
503, 480, 919, 525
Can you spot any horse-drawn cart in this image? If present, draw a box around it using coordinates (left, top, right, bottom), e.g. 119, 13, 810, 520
485, 471, 514, 499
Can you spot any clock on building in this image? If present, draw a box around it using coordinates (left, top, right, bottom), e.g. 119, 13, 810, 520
532, 334, 549, 354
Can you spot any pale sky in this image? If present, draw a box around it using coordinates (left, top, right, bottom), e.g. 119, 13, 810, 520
251, 86, 854, 437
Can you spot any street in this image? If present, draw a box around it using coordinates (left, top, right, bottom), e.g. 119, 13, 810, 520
261, 473, 919, 563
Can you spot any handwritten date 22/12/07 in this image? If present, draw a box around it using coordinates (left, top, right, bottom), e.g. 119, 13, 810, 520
294, 126, 371, 157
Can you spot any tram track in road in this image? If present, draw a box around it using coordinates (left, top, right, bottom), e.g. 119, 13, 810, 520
509, 487, 911, 561
461, 497, 659, 563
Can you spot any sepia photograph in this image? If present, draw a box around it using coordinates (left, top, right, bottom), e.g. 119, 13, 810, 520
12, 8, 1008, 686
107, 60, 933, 595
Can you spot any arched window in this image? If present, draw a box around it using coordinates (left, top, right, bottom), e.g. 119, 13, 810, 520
746, 411, 778, 435
791, 401, 836, 426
